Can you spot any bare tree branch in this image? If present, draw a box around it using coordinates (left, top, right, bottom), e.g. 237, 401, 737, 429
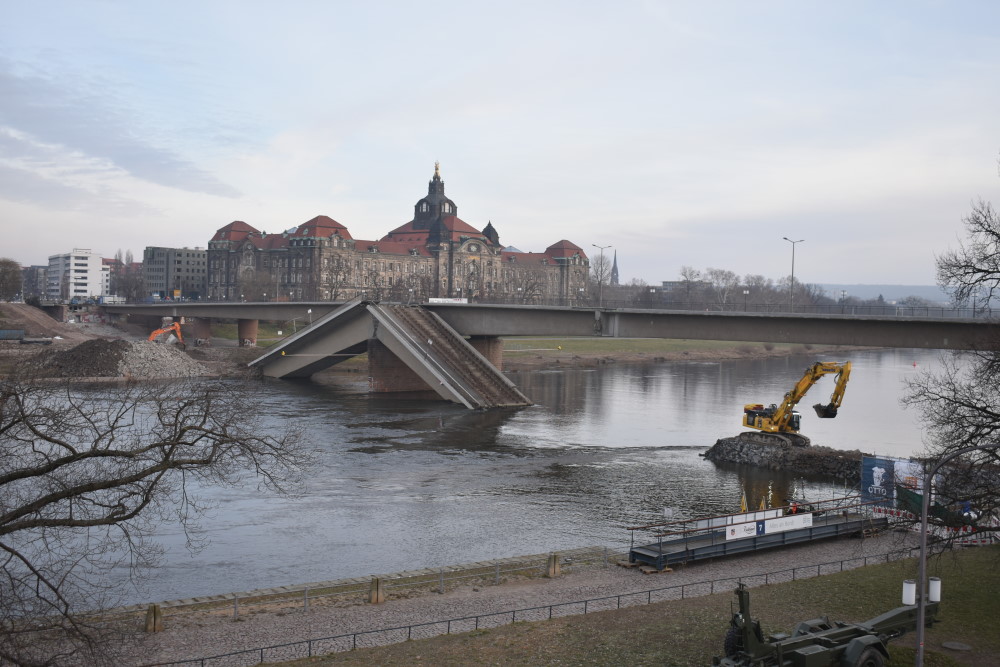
0, 373, 309, 665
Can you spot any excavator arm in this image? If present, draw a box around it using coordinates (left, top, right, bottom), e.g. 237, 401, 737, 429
742, 361, 851, 437
148, 322, 185, 348
813, 361, 850, 418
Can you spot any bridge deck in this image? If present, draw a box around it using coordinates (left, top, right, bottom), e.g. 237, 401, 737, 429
629, 513, 887, 570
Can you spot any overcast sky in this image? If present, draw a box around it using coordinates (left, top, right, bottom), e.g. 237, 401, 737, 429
2, 1, 998, 287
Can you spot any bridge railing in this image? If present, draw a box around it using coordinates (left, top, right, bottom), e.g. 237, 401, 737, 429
93, 296, 992, 320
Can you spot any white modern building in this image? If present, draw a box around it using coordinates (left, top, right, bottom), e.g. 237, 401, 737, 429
46, 249, 108, 302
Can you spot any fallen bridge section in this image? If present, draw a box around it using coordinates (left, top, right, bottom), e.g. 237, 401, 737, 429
249, 300, 530, 410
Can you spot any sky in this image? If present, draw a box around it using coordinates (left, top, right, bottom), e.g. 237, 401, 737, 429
2, 1, 999, 287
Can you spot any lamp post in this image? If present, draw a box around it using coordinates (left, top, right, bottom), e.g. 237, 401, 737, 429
914, 442, 1000, 665
592, 244, 612, 308
782, 237, 804, 312
743, 289, 749, 312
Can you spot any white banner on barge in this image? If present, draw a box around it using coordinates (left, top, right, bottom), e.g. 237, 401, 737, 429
724, 511, 813, 541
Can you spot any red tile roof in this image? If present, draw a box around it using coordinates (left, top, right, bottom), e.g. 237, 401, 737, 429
291, 215, 353, 240
355, 239, 432, 256
545, 239, 587, 258
211, 220, 260, 242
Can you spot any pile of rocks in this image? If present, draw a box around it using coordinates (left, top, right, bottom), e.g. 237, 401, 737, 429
704, 435, 864, 483
27, 339, 207, 379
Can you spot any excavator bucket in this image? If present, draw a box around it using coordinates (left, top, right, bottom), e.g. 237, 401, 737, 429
813, 403, 838, 418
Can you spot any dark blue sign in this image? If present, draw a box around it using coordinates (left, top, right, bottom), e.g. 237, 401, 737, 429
861, 456, 895, 506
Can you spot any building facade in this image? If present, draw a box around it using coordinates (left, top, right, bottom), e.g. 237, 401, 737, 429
207, 165, 590, 304
46, 249, 108, 302
143, 246, 208, 299
20, 265, 47, 300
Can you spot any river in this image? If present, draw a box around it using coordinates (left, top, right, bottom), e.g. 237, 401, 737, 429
133, 347, 947, 604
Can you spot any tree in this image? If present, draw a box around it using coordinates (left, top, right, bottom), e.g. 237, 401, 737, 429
936, 199, 1000, 309
705, 268, 739, 308
903, 173, 1000, 546
0, 258, 22, 301
0, 373, 307, 665
678, 265, 703, 304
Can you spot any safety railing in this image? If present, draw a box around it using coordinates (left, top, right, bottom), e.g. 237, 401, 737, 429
143, 546, 921, 667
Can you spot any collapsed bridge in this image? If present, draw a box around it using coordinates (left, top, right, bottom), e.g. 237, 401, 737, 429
249, 300, 530, 410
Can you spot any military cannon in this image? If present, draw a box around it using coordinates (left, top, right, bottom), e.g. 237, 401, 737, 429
712, 581, 940, 666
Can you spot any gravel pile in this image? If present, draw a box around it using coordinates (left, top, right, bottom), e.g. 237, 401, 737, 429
28, 339, 207, 379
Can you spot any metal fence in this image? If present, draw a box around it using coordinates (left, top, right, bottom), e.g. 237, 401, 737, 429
144, 546, 921, 667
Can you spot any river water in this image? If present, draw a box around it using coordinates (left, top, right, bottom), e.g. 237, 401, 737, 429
135, 347, 946, 604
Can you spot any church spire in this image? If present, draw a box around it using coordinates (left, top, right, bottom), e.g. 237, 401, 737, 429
611, 250, 619, 286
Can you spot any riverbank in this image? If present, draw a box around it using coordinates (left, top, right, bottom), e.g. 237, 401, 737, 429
498, 338, 864, 371
117, 532, 949, 666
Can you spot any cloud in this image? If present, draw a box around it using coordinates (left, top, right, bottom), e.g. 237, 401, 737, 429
0, 60, 241, 198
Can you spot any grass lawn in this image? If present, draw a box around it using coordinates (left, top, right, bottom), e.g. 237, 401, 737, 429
278, 544, 1000, 666
502, 337, 809, 356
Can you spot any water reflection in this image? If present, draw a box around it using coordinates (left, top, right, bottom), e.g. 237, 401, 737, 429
122, 348, 947, 604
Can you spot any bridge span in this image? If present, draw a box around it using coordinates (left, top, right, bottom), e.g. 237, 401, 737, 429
104, 301, 995, 351
101, 301, 995, 408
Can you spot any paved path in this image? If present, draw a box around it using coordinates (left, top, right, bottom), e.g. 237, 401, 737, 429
120, 531, 919, 666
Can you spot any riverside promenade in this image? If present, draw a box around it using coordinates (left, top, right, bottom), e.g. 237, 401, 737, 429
120, 531, 919, 666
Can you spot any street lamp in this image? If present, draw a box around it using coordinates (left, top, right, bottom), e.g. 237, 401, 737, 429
914, 442, 1000, 666
743, 289, 750, 311
782, 237, 804, 312
592, 244, 612, 308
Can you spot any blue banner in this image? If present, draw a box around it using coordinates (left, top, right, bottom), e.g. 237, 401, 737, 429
861, 457, 896, 506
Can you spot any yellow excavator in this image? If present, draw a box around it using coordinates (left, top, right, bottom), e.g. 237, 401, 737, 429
148, 321, 186, 349
740, 361, 851, 447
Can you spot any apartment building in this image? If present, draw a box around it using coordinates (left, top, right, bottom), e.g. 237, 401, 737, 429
46, 249, 108, 302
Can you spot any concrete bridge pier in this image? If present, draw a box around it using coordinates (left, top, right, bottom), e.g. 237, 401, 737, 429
237, 319, 258, 347
468, 336, 504, 370
191, 318, 212, 345
368, 339, 433, 393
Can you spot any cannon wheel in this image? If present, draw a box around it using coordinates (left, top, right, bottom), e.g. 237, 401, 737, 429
723, 627, 743, 657
854, 648, 885, 667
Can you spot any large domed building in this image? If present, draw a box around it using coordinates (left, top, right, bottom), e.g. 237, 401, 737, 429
207, 165, 590, 304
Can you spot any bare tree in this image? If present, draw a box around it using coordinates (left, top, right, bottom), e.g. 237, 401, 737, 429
513, 268, 546, 304
238, 269, 277, 301
0, 258, 22, 301
677, 265, 705, 305
936, 199, 1000, 309
903, 165, 1000, 545
0, 374, 307, 665
705, 268, 740, 308
319, 255, 352, 301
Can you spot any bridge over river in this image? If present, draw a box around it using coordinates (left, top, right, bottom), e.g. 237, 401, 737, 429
103, 300, 995, 408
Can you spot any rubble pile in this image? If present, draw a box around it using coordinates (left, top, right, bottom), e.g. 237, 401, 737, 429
704, 436, 865, 483
28, 339, 207, 379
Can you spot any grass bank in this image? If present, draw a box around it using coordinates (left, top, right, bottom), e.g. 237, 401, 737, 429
282, 544, 1000, 666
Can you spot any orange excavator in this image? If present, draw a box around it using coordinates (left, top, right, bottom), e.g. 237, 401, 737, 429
148, 321, 185, 349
